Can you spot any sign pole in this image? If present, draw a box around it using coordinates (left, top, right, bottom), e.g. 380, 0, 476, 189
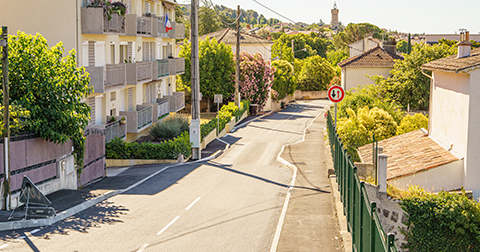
1, 26, 11, 211
334, 103, 337, 130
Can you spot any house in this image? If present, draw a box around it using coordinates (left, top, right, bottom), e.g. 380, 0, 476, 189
337, 41, 403, 91
358, 31, 480, 199
425, 33, 480, 44
348, 37, 381, 58
0, 0, 186, 142
200, 28, 273, 60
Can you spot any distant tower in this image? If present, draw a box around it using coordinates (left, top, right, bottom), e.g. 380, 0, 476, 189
331, 2, 339, 31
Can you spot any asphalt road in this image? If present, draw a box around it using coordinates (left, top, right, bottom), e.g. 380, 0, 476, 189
0, 100, 330, 252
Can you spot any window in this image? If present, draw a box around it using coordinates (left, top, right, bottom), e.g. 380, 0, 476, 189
110, 43, 115, 64
111, 91, 116, 101
120, 44, 127, 63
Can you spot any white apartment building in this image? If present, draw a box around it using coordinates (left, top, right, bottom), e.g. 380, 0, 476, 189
0, 0, 186, 141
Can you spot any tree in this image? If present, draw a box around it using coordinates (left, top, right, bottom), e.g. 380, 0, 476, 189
296, 56, 336, 91
326, 49, 348, 74
179, 37, 235, 110
396, 113, 428, 135
271, 33, 329, 60
0, 31, 92, 169
271, 60, 295, 100
257, 29, 270, 40
333, 23, 384, 51
396, 40, 409, 54
238, 52, 275, 109
337, 107, 397, 160
198, 0, 220, 36
373, 43, 456, 110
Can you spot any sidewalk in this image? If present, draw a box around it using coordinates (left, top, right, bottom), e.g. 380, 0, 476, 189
276, 111, 344, 251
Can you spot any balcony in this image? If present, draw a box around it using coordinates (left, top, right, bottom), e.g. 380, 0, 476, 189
120, 105, 153, 133
157, 59, 169, 78
81, 7, 125, 34
157, 16, 167, 37
168, 21, 176, 39
105, 116, 127, 142
85, 64, 126, 93
175, 23, 185, 39
137, 15, 158, 36
164, 92, 185, 112
126, 62, 153, 85
157, 98, 170, 118
167, 58, 185, 76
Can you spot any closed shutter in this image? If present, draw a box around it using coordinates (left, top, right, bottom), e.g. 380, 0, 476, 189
128, 88, 133, 111
88, 97, 95, 125
146, 83, 151, 103
88, 41, 95, 66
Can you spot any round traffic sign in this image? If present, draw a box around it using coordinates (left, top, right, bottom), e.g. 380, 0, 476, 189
328, 85, 345, 103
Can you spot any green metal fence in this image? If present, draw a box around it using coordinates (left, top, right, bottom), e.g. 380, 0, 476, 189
327, 111, 397, 252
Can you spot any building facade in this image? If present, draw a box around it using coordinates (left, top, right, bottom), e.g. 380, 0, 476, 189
1, 0, 186, 141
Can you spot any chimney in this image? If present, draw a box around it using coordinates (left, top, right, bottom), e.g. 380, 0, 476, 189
457, 29, 471, 58
383, 38, 397, 54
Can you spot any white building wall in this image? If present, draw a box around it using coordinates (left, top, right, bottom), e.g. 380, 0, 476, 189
430, 71, 470, 157
231, 44, 272, 61
465, 69, 480, 198
343, 67, 391, 91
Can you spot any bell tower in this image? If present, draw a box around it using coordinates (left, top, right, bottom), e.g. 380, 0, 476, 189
331, 2, 339, 31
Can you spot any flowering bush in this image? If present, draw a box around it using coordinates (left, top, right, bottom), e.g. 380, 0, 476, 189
271, 90, 279, 100
237, 52, 275, 110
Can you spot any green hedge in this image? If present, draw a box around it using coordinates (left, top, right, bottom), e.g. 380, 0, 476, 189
106, 132, 191, 159
400, 189, 480, 251
200, 100, 250, 139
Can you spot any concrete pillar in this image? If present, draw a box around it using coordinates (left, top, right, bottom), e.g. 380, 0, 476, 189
377, 146, 383, 155
378, 154, 388, 194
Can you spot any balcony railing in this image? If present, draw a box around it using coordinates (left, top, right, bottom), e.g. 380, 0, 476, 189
164, 92, 185, 112
157, 98, 170, 118
126, 62, 153, 85
81, 8, 125, 34
158, 59, 169, 78
175, 58, 185, 74
168, 21, 176, 39
105, 117, 127, 142
176, 23, 185, 39
157, 16, 167, 37
137, 16, 152, 35
86, 64, 126, 93
120, 105, 153, 133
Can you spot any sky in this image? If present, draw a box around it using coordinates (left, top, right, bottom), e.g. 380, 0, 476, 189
181, 0, 480, 34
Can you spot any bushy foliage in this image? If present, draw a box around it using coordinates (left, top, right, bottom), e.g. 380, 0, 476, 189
238, 52, 275, 109
372, 43, 456, 110
326, 50, 348, 67
297, 56, 336, 91
400, 188, 480, 251
106, 132, 191, 160
179, 37, 235, 102
337, 84, 404, 124
397, 113, 428, 135
0, 104, 31, 135
271, 60, 295, 100
271, 33, 330, 60
200, 100, 249, 139
396, 40, 409, 54
333, 23, 385, 51
0, 31, 92, 170
337, 107, 397, 160
149, 114, 189, 141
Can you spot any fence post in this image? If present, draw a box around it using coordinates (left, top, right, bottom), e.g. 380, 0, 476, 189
370, 202, 377, 252
387, 233, 396, 251
359, 181, 365, 251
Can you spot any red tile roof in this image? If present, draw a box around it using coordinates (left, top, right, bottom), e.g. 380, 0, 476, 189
357, 130, 459, 180
421, 48, 480, 73
199, 28, 273, 45
338, 45, 404, 68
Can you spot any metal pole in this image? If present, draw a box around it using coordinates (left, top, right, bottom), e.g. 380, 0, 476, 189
1, 26, 11, 211
334, 103, 337, 130
190, 0, 201, 160
234, 5, 241, 108
217, 102, 219, 136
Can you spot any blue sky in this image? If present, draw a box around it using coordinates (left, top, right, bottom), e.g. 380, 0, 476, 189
182, 0, 480, 34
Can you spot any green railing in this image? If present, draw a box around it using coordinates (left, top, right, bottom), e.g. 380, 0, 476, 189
327, 111, 397, 252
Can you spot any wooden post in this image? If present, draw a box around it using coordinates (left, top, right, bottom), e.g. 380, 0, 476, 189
235, 5, 241, 108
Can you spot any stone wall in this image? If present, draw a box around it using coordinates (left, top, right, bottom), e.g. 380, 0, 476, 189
363, 182, 408, 251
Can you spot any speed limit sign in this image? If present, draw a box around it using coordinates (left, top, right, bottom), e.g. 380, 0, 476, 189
328, 85, 345, 103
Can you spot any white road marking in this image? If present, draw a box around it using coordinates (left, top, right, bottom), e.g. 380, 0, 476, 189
0, 244, 8, 249
185, 197, 201, 210
16, 236, 25, 240
268, 109, 304, 133
137, 243, 149, 252
29, 229, 41, 234
157, 216, 180, 235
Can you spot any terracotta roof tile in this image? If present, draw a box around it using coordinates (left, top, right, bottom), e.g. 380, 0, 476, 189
357, 130, 459, 180
338, 45, 404, 68
421, 48, 480, 73
199, 28, 273, 45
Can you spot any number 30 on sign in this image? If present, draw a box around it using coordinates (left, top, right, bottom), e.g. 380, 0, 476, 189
327, 85, 345, 103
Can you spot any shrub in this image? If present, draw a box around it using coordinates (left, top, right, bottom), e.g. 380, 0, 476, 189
149, 114, 189, 141
106, 132, 191, 159
400, 188, 480, 251
397, 113, 428, 135
297, 55, 336, 91
271, 60, 295, 100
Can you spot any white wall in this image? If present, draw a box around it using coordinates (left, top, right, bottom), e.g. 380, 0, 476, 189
430, 71, 470, 157
465, 69, 480, 198
390, 159, 464, 192
343, 67, 391, 91
231, 44, 272, 61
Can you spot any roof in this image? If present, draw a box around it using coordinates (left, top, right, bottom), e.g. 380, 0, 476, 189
338, 45, 404, 68
357, 130, 459, 180
199, 28, 273, 45
421, 48, 480, 73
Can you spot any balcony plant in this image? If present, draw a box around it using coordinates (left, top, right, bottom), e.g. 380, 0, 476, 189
120, 117, 126, 125
108, 116, 117, 124
87, 0, 126, 20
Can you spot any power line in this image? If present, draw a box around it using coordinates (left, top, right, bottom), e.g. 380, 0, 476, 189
206, 0, 243, 26
252, 0, 297, 24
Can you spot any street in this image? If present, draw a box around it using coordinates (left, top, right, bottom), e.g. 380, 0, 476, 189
0, 100, 331, 252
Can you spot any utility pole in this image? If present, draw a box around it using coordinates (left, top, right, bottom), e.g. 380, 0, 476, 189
1, 27, 11, 211
190, 0, 201, 160
234, 5, 241, 108
291, 39, 294, 57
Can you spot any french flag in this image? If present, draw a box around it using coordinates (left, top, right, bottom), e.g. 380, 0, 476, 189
165, 14, 173, 32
